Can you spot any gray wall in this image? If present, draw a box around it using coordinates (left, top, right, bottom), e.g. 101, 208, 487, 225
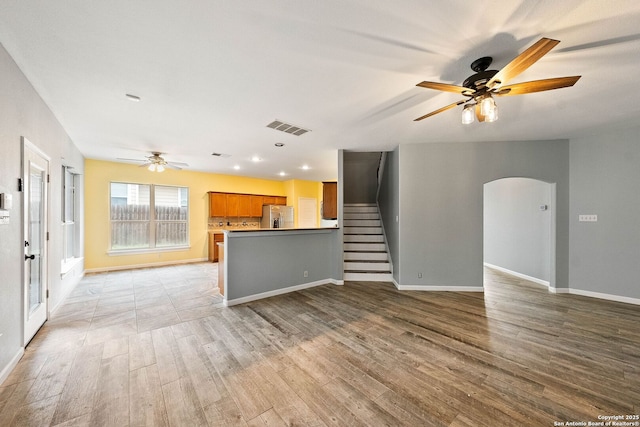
343, 151, 381, 204
397, 140, 569, 288
0, 43, 84, 379
225, 229, 341, 302
484, 178, 552, 282
569, 126, 640, 299
378, 147, 400, 283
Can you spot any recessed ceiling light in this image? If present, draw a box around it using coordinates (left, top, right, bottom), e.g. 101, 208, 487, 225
233, 165, 240, 170
251, 156, 262, 162
279, 171, 286, 177
125, 93, 141, 102
275, 143, 285, 147
301, 164, 310, 170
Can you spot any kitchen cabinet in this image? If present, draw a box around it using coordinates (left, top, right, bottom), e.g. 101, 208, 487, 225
322, 182, 337, 219
238, 194, 252, 217
209, 192, 286, 217
226, 194, 239, 217
208, 232, 225, 262
209, 192, 226, 217
250, 195, 264, 217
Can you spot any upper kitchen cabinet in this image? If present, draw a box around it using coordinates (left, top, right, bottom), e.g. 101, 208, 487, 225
249, 195, 263, 217
209, 192, 226, 217
209, 192, 286, 217
322, 181, 337, 219
262, 196, 276, 205
226, 194, 240, 217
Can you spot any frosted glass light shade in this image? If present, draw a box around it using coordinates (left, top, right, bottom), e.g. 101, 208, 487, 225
461, 104, 475, 124
485, 104, 499, 122
480, 96, 495, 116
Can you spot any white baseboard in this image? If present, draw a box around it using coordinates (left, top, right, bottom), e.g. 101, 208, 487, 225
329, 279, 344, 286
394, 283, 484, 292
0, 347, 24, 386
484, 262, 550, 287
551, 287, 640, 306
225, 279, 337, 307
84, 258, 208, 274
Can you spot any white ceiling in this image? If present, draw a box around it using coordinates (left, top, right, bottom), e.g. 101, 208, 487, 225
1, 1, 639, 181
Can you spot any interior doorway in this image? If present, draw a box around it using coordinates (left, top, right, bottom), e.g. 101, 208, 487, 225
483, 177, 556, 289
22, 137, 50, 345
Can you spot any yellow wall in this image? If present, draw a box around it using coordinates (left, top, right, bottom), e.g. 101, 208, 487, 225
85, 159, 290, 270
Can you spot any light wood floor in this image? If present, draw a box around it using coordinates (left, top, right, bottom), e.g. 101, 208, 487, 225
1, 264, 638, 426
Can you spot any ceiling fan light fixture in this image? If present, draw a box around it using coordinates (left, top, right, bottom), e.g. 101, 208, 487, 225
156, 164, 165, 172
485, 103, 499, 123
148, 163, 156, 172
479, 95, 495, 116
462, 104, 475, 124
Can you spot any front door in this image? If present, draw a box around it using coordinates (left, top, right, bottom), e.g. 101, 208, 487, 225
23, 138, 49, 345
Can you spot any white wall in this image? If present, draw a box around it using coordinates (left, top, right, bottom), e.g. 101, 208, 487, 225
484, 178, 552, 284
0, 43, 84, 381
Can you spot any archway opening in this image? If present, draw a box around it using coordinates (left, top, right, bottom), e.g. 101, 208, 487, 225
483, 177, 556, 290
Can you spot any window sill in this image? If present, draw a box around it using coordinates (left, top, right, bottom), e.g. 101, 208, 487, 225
107, 245, 191, 256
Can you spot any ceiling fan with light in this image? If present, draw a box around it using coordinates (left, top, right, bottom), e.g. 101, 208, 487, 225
117, 152, 189, 172
414, 37, 581, 124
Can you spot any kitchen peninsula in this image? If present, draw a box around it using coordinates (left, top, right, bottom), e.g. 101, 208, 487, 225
218, 227, 343, 306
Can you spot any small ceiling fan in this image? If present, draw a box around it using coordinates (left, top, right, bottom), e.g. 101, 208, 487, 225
414, 37, 581, 124
117, 152, 189, 171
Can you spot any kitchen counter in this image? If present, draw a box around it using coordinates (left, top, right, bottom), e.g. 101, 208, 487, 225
223, 226, 339, 234
218, 227, 343, 306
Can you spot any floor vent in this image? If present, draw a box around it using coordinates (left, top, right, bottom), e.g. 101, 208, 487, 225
267, 120, 310, 136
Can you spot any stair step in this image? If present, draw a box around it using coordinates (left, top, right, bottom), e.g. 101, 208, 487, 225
344, 234, 384, 243
344, 261, 391, 272
344, 226, 382, 235
344, 252, 388, 261
344, 242, 386, 251
343, 206, 378, 213
344, 272, 394, 282
343, 213, 379, 220
343, 219, 381, 227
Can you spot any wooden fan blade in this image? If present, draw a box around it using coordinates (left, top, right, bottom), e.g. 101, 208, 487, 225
487, 38, 560, 88
165, 163, 184, 170
417, 81, 475, 95
414, 100, 467, 121
495, 76, 581, 96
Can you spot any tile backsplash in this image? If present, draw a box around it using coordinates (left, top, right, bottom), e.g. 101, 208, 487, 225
208, 217, 260, 230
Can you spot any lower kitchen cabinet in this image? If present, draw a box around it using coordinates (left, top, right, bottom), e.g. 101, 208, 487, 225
208, 232, 225, 262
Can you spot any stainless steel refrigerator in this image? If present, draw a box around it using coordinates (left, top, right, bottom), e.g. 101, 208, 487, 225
261, 205, 294, 229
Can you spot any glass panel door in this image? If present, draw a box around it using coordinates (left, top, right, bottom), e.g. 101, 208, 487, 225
23, 139, 49, 345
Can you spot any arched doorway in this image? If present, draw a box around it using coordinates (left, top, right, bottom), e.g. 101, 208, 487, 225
483, 177, 556, 289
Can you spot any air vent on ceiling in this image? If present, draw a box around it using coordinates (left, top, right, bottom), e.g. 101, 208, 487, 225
211, 152, 231, 158
267, 120, 310, 136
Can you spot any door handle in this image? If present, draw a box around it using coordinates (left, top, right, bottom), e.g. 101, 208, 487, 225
25, 254, 35, 260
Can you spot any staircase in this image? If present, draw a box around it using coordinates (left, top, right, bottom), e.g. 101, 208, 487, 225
343, 203, 393, 281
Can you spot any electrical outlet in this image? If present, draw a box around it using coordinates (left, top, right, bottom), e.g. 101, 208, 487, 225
579, 214, 598, 222
418, 273, 422, 278
303, 270, 309, 278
